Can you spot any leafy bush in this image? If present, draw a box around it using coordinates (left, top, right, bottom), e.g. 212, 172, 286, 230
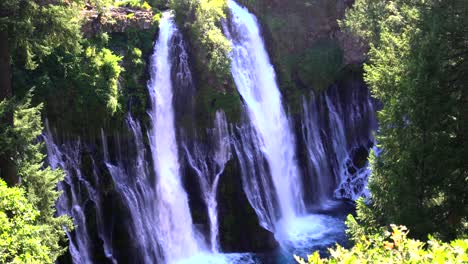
295, 224, 468, 264
170, 0, 231, 80
170, 0, 240, 124
84, 47, 123, 115
191, 0, 232, 78
0, 179, 54, 263
115, 0, 152, 10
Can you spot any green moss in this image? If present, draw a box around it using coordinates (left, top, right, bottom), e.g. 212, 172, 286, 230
170, 0, 242, 126
295, 39, 344, 91
107, 26, 157, 125
195, 80, 241, 127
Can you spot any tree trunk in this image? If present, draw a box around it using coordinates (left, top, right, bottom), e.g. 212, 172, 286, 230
0, 29, 18, 186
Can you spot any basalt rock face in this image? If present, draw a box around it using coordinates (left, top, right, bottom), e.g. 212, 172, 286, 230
217, 158, 279, 252
81, 7, 154, 38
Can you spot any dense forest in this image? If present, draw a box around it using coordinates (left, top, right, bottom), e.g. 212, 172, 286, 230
0, 0, 467, 263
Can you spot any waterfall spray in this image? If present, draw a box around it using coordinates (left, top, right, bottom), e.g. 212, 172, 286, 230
147, 11, 202, 263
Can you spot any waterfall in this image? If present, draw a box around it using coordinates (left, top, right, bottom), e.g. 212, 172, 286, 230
45, 116, 163, 263
183, 110, 231, 253
301, 85, 378, 203
147, 11, 201, 263
102, 116, 161, 263
45, 122, 125, 264
301, 95, 335, 204
44, 126, 97, 264
231, 121, 277, 231
43, 3, 378, 262
225, 0, 304, 228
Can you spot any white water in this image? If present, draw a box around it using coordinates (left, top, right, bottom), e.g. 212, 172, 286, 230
301, 95, 335, 204
44, 123, 118, 264
226, 0, 305, 229
184, 110, 231, 253
147, 11, 201, 263
232, 122, 277, 231
44, 128, 93, 264
102, 116, 161, 262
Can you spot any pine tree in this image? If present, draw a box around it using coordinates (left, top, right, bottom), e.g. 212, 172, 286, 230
0, 96, 72, 263
0, 0, 83, 185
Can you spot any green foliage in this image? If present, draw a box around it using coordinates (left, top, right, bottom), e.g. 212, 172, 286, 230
13, 42, 125, 133
342, 0, 468, 240
89, 0, 114, 13
105, 27, 157, 123
169, 0, 232, 80
0, 0, 83, 70
296, 40, 344, 91
84, 47, 123, 114
0, 179, 53, 263
0, 97, 71, 263
115, 0, 152, 10
3, 0, 159, 134
295, 224, 468, 264
345, 198, 385, 243
11, 22, 159, 135
170, 0, 240, 124
338, 0, 388, 45
190, 0, 232, 79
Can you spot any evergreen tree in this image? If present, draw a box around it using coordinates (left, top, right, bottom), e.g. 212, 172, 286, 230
0, 96, 71, 263
0, 0, 83, 185
342, 0, 468, 239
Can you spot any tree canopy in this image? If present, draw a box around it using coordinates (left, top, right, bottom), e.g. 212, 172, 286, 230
341, 0, 468, 240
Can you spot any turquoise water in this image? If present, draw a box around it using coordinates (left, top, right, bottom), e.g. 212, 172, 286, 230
178, 201, 353, 264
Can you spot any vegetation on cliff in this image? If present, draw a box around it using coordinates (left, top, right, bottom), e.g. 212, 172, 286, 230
169, 0, 241, 125
0, 98, 71, 263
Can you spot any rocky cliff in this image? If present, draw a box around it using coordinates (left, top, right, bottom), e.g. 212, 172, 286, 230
81, 6, 154, 37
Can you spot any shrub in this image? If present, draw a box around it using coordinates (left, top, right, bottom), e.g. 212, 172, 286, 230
295, 225, 468, 264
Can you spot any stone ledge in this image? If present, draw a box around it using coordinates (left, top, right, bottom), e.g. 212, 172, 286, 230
81, 6, 154, 37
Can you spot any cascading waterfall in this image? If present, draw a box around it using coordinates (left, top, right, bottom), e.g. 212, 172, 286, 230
328, 85, 377, 200
225, 0, 305, 228
43, 3, 379, 263
44, 125, 99, 264
45, 125, 119, 264
102, 116, 161, 263
231, 121, 277, 231
45, 116, 163, 264
325, 92, 349, 187
183, 110, 231, 253
301, 95, 335, 204
301, 84, 378, 202
147, 11, 202, 263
